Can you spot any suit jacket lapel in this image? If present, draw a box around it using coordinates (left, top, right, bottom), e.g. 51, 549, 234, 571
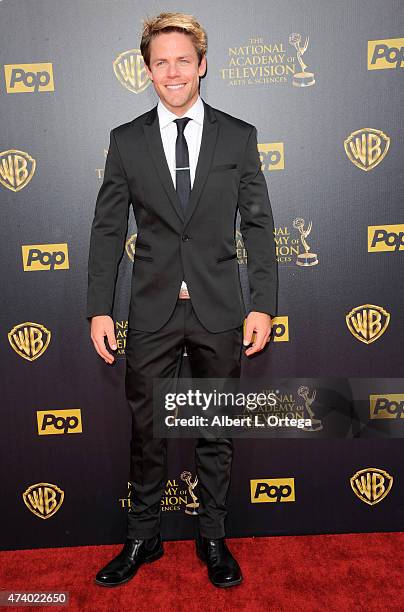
142, 99, 218, 227
184, 100, 218, 228
143, 106, 184, 223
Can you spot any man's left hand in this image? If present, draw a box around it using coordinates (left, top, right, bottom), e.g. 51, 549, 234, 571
243, 311, 272, 356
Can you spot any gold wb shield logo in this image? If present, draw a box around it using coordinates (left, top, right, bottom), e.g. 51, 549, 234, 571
113, 50, 151, 93
344, 128, 390, 172
350, 468, 393, 505
346, 304, 390, 344
0, 149, 36, 192
8, 322, 51, 361
22, 483, 64, 519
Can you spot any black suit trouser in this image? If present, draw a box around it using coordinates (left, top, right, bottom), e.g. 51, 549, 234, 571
124, 298, 243, 539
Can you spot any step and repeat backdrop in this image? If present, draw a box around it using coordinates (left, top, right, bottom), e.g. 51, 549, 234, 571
1, 0, 403, 550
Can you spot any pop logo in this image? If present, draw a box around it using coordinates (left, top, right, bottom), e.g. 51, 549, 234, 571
370, 394, 404, 419
250, 478, 295, 503
368, 224, 404, 252
4, 63, 55, 93
243, 316, 289, 343
272, 316, 289, 342
22, 244, 69, 271
37, 409, 82, 435
368, 38, 404, 70
258, 143, 285, 171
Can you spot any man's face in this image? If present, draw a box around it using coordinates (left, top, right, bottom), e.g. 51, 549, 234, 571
145, 31, 206, 116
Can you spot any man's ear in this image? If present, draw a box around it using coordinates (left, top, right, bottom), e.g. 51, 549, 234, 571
198, 55, 207, 78
145, 64, 153, 81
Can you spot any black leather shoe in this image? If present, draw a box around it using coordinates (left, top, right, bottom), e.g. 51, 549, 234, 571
95, 534, 163, 587
195, 533, 242, 588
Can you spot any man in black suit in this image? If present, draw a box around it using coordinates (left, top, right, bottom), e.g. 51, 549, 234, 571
87, 12, 277, 588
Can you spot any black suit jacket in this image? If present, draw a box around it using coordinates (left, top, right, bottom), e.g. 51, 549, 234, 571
87, 99, 278, 332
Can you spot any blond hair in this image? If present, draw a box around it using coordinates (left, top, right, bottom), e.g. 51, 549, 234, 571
140, 12, 208, 68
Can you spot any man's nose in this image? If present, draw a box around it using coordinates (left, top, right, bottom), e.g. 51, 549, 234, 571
167, 62, 180, 77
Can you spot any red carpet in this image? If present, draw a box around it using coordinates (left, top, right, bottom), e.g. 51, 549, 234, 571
0, 533, 403, 611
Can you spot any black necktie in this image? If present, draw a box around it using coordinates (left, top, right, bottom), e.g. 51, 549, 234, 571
174, 117, 191, 216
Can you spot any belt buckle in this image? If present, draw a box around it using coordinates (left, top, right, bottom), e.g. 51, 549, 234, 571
178, 286, 190, 299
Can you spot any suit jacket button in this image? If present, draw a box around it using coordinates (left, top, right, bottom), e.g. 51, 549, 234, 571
182, 234, 191, 241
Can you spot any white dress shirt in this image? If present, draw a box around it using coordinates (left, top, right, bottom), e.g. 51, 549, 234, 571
157, 94, 204, 189
157, 95, 204, 297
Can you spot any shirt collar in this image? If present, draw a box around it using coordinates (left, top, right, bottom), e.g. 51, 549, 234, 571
157, 95, 204, 129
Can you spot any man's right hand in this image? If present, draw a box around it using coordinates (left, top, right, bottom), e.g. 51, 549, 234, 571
90, 315, 117, 364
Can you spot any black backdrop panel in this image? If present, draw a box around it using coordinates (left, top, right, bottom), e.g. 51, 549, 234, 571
1, 0, 403, 550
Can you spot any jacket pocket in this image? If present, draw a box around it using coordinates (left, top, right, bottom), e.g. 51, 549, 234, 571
135, 240, 151, 251
210, 163, 238, 172
134, 253, 154, 262
217, 252, 237, 263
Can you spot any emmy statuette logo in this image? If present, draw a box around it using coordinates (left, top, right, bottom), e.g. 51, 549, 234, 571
289, 33, 315, 87
298, 385, 323, 431
180, 471, 199, 515
293, 218, 318, 266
